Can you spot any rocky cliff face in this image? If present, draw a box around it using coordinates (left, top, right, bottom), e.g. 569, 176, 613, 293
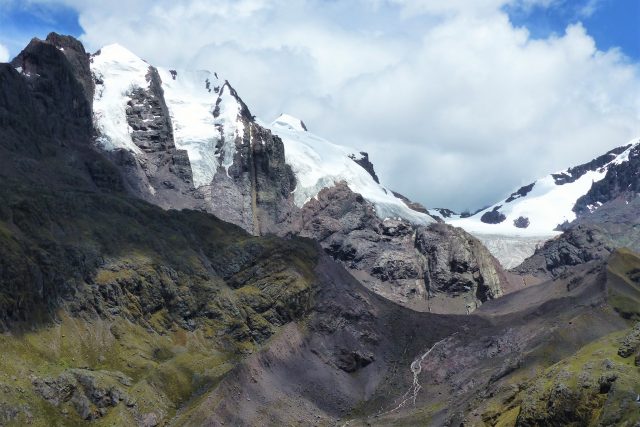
3, 32, 640, 427
90, 45, 298, 232
108, 64, 204, 211
4, 33, 506, 315
515, 197, 640, 279
573, 143, 640, 216
300, 182, 505, 313
416, 223, 504, 308
205, 85, 299, 235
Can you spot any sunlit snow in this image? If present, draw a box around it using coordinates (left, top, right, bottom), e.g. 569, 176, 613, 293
269, 114, 435, 225
91, 44, 150, 154
447, 139, 639, 237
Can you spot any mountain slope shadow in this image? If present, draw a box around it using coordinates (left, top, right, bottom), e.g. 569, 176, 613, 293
177, 250, 640, 426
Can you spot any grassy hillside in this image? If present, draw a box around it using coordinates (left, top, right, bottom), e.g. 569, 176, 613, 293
0, 182, 319, 425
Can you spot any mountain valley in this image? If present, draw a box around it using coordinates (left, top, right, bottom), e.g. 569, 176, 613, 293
0, 33, 639, 426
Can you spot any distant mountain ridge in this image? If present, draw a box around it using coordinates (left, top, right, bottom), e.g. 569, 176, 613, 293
5, 33, 514, 314
429, 139, 640, 267
434, 140, 639, 236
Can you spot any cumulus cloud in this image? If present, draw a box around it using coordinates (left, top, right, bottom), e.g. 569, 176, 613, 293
0, 43, 9, 62
28, 0, 640, 210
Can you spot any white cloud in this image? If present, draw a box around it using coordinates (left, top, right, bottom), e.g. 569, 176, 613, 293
0, 43, 9, 62
29, 0, 640, 211
577, 0, 603, 18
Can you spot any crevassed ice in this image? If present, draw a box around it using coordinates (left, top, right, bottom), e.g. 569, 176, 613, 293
159, 68, 246, 185
213, 85, 244, 175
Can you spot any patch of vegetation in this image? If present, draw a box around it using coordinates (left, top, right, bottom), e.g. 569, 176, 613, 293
478, 329, 640, 427
0, 182, 321, 425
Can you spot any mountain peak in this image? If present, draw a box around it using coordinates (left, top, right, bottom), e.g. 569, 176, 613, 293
272, 113, 308, 132
94, 43, 147, 65
217, 80, 253, 122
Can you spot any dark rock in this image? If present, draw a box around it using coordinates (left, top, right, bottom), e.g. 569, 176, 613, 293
618, 323, 640, 358
349, 152, 379, 184
513, 216, 530, 229
416, 223, 504, 302
391, 191, 431, 215
598, 373, 617, 394
514, 225, 613, 277
505, 182, 535, 203
515, 197, 640, 277
480, 206, 506, 224
432, 207, 458, 219
32, 369, 131, 420
207, 105, 300, 235
336, 349, 375, 373
301, 183, 505, 313
573, 144, 640, 216
552, 144, 630, 185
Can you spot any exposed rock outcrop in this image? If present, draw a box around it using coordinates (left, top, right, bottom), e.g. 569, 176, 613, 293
505, 183, 535, 203
5, 33, 505, 317
111, 65, 204, 211
618, 322, 640, 358
349, 151, 379, 183
515, 197, 640, 279
33, 369, 133, 421
392, 191, 431, 215
301, 182, 506, 313
552, 144, 631, 185
573, 143, 640, 215
480, 206, 506, 224
206, 93, 299, 235
416, 223, 504, 305
515, 224, 614, 278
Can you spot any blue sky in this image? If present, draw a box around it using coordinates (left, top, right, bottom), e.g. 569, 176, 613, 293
0, 2, 82, 56
0, 0, 638, 210
506, 0, 640, 60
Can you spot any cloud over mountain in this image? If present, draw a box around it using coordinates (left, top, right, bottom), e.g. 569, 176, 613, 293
17, 0, 640, 210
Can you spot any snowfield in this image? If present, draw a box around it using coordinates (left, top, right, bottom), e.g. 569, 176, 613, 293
91, 44, 150, 154
434, 139, 640, 267
90, 45, 435, 225
268, 114, 436, 225
439, 140, 639, 237
90, 42, 638, 267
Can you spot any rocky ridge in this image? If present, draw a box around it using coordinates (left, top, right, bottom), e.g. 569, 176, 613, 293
13, 33, 500, 312
300, 182, 505, 313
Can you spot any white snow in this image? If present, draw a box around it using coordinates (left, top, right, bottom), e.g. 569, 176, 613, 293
213, 84, 244, 175
156, 68, 222, 187
269, 114, 435, 225
92, 43, 248, 188
158, 70, 246, 185
90, 44, 151, 154
440, 138, 640, 267
447, 138, 640, 238
272, 113, 307, 132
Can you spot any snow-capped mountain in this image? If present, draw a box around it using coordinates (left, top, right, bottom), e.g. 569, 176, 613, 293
430, 140, 640, 267
438, 141, 639, 235
90, 44, 435, 229
268, 114, 434, 225
87, 40, 639, 272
